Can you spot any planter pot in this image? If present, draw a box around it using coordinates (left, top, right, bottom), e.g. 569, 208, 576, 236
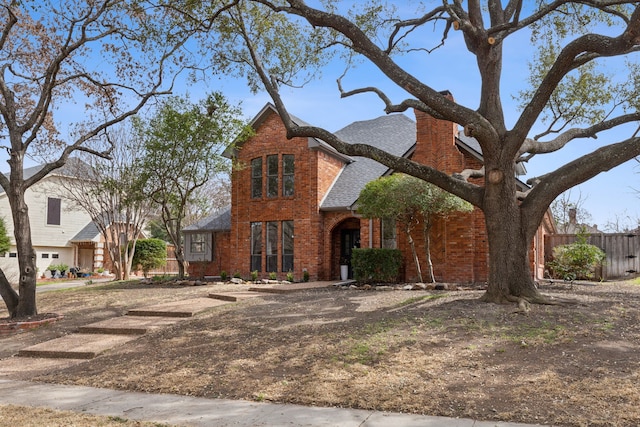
340, 265, 349, 281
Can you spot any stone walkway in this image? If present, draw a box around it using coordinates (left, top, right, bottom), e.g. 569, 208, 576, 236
13, 282, 334, 361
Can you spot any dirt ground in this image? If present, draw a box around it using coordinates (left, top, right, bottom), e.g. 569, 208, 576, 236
2, 278, 640, 427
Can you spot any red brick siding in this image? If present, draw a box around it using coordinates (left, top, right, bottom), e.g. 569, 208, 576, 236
228, 111, 344, 281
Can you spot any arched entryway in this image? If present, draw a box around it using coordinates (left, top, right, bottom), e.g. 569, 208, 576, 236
331, 217, 361, 279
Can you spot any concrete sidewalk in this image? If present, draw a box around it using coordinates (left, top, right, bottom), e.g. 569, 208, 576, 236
0, 379, 545, 427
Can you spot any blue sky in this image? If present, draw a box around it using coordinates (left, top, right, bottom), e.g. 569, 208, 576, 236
4, 2, 639, 231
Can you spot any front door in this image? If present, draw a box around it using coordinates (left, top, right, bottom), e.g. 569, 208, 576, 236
340, 229, 361, 279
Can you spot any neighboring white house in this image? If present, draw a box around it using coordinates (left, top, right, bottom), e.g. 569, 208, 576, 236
0, 161, 102, 282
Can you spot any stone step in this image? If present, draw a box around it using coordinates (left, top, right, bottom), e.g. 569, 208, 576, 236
18, 334, 137, 359
79, 316, 182, 335
126, 298, 229, 317
208, 292, 264, 302
248, 282, 332, 294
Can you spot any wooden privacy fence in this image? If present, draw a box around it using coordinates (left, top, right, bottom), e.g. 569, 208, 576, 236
545, 233, 640, 280
145, 244, 180, 276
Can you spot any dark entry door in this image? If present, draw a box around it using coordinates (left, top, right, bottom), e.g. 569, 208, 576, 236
340, 229, 361, 279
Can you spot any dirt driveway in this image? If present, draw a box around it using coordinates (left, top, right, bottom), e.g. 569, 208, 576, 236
2, 278, 640, 426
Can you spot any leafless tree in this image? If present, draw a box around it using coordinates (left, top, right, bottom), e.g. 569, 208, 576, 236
0, 0, 193, 318
57, 125, 152, 281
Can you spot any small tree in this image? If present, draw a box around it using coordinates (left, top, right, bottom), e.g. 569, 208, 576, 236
358, 174, 472, 283
59, 127, 152, 281
136, 92, 252, 278
132, 239, 167, 278
547, 232, 606, 281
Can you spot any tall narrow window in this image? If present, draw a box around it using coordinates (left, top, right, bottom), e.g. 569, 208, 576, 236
250, 222, 262, 272
47, 197, 61, 225
381, 217, 397, 249
266, 221, 278, 273
267, 155, 278, 198
251, 158, 262, 199
283, 155, 294, 197
282, 220, 294, 272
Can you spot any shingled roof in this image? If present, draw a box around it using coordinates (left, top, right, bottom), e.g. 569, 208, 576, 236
183, 206, 231, 232
320, 114, 416, 211
70, 221, 101, 243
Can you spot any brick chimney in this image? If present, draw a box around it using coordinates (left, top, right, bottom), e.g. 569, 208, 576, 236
568, 208, 577, 225
413, 91, 463, 174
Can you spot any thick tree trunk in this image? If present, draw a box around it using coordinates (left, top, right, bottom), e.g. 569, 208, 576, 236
8, 185, 38, 318
480, 167, 543, 305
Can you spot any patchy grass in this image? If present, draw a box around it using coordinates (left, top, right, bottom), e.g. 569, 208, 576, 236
395, 293, 449, 307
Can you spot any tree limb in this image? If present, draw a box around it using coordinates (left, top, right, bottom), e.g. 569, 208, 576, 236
518, 111, 640, 159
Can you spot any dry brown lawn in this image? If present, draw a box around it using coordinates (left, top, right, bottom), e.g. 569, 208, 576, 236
0, 404, 172, 426
2, 278, 640, 426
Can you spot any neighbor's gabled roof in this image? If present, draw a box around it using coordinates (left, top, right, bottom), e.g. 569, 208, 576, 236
0, 157, 92, 196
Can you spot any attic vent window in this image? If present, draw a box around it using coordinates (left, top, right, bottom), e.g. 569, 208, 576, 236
47, 197, 61, 225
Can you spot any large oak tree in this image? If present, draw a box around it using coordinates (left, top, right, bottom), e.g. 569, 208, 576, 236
178, 0, 640, 307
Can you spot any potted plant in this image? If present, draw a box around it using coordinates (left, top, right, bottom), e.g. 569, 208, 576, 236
58, 264, 69, 277
340, 257, 349, 281
47, 264, 59, 278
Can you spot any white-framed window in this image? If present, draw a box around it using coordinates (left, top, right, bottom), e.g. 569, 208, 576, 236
190, 233, 206, 254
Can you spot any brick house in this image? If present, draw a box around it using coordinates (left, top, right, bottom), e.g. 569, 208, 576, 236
185, 97, 554, 283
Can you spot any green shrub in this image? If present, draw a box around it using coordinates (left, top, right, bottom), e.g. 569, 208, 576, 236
233, 271, 241, 279
132, 238, 167, 278
269, 271, 277, 280
352, 248, 402, 283
220, 271, 228, 281
251, 270, 258, 281
303, 269, 309, 282
286, 271, 294, 282
547, 234, 606, 280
